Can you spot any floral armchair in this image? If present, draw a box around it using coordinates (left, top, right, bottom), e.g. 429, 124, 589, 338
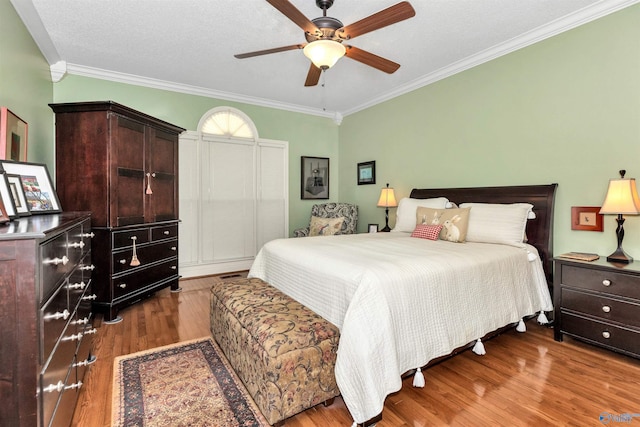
294, 203, 359, 237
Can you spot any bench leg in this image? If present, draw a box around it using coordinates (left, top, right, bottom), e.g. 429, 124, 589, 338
273, 421, 285, 427
323, 397, 335, 407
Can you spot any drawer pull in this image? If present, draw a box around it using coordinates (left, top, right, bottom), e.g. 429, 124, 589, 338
74, 356, 97, 368
171, 246, 177, 251
80, 264, 95, 271
602, 331, 611, 339
83, 327, 98, 336
63, 332, 83, 342
163, 230, 170, 235
119, 259, 127, 264
44, 309, 70, 321
46, 256, 69, 266
602, 279, 611, 287
42, 381, 65, 393
119, 283, 127, 289
602, 305, 611, 313
82, 294, 97, 301
72, 317, 90, 325
130, 236, 141, 266
67, 281, 87, 290
81, 232, 95, 238
171, 265, 177, 270
64, 381, 83, 391
68, 241, 85, 248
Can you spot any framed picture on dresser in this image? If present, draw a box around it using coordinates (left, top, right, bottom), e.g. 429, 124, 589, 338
0, 160, 61, 214
6, 173, 30, 216
0, 170, 18, 219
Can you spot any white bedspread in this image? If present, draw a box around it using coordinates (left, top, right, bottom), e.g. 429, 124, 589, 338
248, 232, 553, 424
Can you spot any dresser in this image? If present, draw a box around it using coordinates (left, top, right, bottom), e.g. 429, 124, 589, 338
553, 257, 640, 358
50, 101, 184, 322
0, 212, 95, 427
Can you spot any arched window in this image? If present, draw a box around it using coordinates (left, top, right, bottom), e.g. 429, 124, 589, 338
199, 107, 258, 139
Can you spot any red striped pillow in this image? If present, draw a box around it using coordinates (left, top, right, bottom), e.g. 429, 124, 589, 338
411, 224, 443, 240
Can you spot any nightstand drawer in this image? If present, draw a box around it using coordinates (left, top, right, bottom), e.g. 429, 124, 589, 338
560, 264, 640, 300
561, 313, 640, 357
562, 288, 640, 328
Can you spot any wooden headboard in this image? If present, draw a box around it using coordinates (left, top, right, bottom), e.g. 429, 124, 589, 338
409, 184, 558, 286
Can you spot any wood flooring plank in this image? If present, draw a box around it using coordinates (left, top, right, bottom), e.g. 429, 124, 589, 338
71, 275, 640, 427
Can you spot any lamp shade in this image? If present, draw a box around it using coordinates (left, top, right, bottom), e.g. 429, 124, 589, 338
377, 187, 398, 208
599, 177, 640, 215
303, 40, 346, 69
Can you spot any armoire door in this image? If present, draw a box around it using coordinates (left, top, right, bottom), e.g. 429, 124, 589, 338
145, 127, 179, 223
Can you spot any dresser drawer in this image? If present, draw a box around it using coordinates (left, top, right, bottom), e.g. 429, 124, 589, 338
151, 224, 177, 241
112, 240, 178, 274
560, 264, 640, 300
41, 285, 70, 364
113, 259, 178, 300
562, 287, 640, 328
40, 233, 71, 303
561, 313, 640, 357
112, 227, 149, 249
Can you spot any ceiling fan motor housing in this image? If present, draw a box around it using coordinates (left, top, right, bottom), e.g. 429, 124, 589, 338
306, 16, 344, 42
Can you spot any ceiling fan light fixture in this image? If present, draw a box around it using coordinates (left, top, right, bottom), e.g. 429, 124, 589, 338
303, 40, 345, 70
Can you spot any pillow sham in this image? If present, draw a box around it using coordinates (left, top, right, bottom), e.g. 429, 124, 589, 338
459, 202, 533, 247
411, 224, 444, 240
391, 197, 450, 233
309, 216, 344, 236
415, 207, 471, 243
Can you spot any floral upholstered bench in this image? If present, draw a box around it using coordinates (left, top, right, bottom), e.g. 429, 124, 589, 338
210, 277, 340, 426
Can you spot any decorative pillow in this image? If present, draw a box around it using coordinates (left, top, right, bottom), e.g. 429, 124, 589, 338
309, 216, 345, 236
411, 224, 444, 240
391, 197, 450, 233
459, 203, 533, 247
415, 207, 471, 243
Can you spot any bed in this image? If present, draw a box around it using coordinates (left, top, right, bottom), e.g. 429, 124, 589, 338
248, 184, 557, 425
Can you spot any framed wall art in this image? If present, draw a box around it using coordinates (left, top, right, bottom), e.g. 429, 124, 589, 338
0, 107, 28, 162
571, 206, 603, 231
301, 156, 329, 200
357, 161, 376, 185
0, 161, 61, 214
6, 173, 30, 216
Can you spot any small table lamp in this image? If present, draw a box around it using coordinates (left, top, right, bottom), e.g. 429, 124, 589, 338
377, 183, 398, 232
599, 170, 640, 263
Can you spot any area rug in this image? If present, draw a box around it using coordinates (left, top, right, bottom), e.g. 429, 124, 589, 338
112, 337, 269, 427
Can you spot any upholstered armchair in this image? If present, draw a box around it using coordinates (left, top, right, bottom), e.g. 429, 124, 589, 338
294, 203, 358, 237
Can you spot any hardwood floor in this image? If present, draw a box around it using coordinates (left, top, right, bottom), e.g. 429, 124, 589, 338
72, 275, 640, 426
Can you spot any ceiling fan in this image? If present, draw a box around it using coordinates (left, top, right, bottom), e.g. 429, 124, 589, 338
234, 0, 416, 87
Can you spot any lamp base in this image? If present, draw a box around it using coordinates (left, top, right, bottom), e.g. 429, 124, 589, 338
606, 248, 633, 264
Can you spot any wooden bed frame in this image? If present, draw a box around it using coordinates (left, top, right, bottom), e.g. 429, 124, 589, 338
410, 184, 558, 286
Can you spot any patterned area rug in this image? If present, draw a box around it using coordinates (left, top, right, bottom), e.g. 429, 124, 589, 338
112, 337, 269, 427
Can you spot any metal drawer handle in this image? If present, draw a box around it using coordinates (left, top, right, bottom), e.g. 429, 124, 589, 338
64, 381, 83, 391
130, 236, 141, 266
171, 246, 177, 251
119, 259, 127, 264
62, 332, 83, 342
44, 309, 70, 321
602, 279, 611, 287
74, 356, 97, 368
602, 331, 611, 339
84, 327, 98, 336
81, 232, 95, 238
68, 241, 85, 248
602, 305, 611, 313
72, 317, 90, 325
119, 283, 127, 289
80, 264, 95, 271
82, 294, 97, 301
46, 256, 69, 266
42, 381, 64, 393
67, 281, 86, 290
171, 265, 177, 270
163, 230, 170, 235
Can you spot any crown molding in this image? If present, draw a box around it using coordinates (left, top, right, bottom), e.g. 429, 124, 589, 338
342, 0, 640, 116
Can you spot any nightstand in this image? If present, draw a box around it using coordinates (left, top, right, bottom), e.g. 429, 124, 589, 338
553, 257, 640, 358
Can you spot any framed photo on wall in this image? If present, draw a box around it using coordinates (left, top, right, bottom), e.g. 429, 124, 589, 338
0, 107, 28, 162
571, 206, 603, 231
0, 160, 61, 214
357, 161, 376, 185
301, 156, 329, 200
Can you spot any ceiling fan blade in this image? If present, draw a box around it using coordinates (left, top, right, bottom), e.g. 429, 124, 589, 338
337, 1, 416, 40
266, 0, 320, 35
344, 45, 400, 74
234, 44, 304, 59
304, 64, 322, 87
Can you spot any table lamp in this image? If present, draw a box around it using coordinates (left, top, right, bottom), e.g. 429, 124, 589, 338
377, 183, 398, 232
599, 169, 640, 263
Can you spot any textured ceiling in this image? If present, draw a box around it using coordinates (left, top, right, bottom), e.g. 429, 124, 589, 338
12, 0, 639, 119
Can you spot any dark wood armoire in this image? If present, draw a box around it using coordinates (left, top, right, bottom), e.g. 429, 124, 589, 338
51, 101, 185, 322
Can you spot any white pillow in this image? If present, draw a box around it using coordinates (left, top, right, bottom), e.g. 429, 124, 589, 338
391, 197, 450, 232
459, 202, 534, 247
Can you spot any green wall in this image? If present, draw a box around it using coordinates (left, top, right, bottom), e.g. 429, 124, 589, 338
340, 4, 640, 258
0, 0, 53, 165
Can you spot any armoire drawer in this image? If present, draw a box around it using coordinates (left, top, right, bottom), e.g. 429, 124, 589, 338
112, 240, 178, 274
112, 228, 150, 249
151, 224, 177, 241
112, 258, 178, 300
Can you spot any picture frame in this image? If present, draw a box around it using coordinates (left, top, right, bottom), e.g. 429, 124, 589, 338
301, 156, 329, 200
571, 206, 603, 231
0, 171, 18, 219
0, 160, 61, 214
368, 223, 378, 233
0, 198, 10, 224
6, 173, 30, 216
0, 107, 28, 162
357, 161, 376, 185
